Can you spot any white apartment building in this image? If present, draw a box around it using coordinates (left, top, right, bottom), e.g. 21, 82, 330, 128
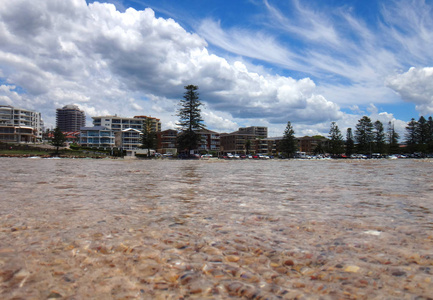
91, 115, 161, 132
81, 115, 161, 151
79, 126, 115, 148
115, 128, 142, 150
0, 105, 43, 142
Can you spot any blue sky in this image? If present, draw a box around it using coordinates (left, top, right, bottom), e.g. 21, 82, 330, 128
1, 0, 432, 137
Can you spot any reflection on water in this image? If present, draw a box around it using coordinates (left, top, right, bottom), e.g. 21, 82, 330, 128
1, 158, 433, 299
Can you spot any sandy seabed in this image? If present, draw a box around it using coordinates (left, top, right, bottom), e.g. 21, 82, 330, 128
1, 158, 432, 299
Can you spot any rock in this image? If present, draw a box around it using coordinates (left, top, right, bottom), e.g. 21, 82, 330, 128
225, 255, 240, 262
392, 270, 406, 277
344, 265, 360, 273
47, 291, 63, 299
284, 259, 295, 266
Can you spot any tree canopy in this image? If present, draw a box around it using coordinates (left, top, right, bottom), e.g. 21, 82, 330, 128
328, 122, 344, 155
373, 120, 386, 153
355, 116, 374, 154
176, 85, 205, 155
387, 121, 400, 154
280, 121, 297, 158
141, 118, 157, 157
51, 127, 66, 155
345, 128, 354, 157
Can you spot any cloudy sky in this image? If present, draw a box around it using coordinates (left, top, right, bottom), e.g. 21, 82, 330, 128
1, 0, 432, 137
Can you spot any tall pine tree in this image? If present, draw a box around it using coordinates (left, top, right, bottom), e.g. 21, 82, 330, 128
280, 121, 297, 158
416, 116, 428, 154
346, 128, 354, 157
328, 122, 344, 155
141, 118, 157, 157
373, 120, 386, 154
176, 85, 206, 156
427, 116, 433, 153
387, 121, 400, 154
405, 118, 418, 153
355, 116, 374, 154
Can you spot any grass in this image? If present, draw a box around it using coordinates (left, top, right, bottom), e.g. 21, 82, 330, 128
0, 144, 110, 158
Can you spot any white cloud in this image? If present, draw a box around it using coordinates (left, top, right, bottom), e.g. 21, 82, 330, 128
1, 0, 425, 140
0, 85, 20, 105
197, 0, 433, 114
202, 111, 238, 133
387, 67, 433, 115
0, 0, 344, 131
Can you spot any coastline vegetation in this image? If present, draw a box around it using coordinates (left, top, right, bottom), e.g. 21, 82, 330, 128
0, 142, 110, 158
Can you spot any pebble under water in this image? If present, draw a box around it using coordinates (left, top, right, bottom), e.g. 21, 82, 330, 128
1, 158, 433, 299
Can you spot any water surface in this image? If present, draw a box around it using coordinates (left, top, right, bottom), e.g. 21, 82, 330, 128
1, 158, 432, 299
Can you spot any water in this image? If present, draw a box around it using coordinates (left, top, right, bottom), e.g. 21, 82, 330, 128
1, 158, 433, 299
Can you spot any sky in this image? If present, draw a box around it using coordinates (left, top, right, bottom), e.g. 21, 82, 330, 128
1, 0, 433, 138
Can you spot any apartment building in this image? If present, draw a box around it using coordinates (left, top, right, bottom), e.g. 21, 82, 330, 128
81, 115, 161, 150
196, 128, 220, 152
115, 128, 142, 150
238, 126, 267, 138
220, 126, 268, 154
253, 137, 281, 155
92, 115, 161, 132
0, 105, 43, 142
297, 136, 329, 154
157, 129, 178, 154
79, 126, 115, 148
134, 116, 162, 132
56, 105, 85, 132
92, 115, 142, 131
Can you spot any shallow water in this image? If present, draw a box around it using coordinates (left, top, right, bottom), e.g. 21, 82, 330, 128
1, 158, 432, 299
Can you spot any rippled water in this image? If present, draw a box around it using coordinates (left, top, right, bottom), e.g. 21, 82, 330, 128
1, 158, 433, 299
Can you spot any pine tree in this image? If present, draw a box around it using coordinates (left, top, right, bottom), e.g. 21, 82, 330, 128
405, 118, 418, 153
280, 121, 297, 158
373, 120, 386, 154
427, 116, 433, 153
176, 85, 206, 156
387, 121, 400, 154
328, 122, 344, 155
141, 118, 157, 157
416, 116, 428, 154
51, 127, 66, 156
345, 128, 354, 157
355, 116, 374, 154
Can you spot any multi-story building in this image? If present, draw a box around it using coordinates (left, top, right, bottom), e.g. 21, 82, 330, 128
157, 129, 178, 154
79, 126, 115, 148
92, 115, 161, 132
56, 105, 85, 132
0, 105, 43, 142
92, 115, 142, 131
253, 137, 281, 155
220, 126, 268, 154
134, 116, 162, 132
297, 136, 329, 154
196, 129, 220, 152
238, 126, 267, 138
115, 128, 142, 150
82, 115, 161, 151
